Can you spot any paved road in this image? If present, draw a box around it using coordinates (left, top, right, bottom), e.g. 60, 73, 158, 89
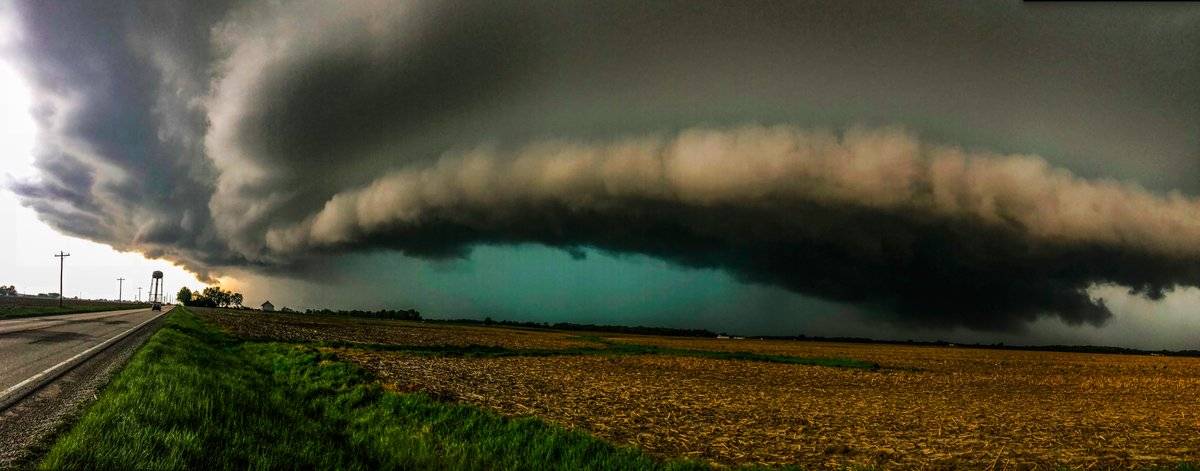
0, 308, 168, 467
0, 308, 161, 398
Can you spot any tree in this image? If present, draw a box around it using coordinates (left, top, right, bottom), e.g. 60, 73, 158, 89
201, 286, 226, 307
176, 287, 193, 304
0, 285, 16, 296
181, 285, 243, 308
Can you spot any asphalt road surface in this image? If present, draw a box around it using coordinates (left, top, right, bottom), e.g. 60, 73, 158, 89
0, 308, 161, 396
0, 308, 167, 467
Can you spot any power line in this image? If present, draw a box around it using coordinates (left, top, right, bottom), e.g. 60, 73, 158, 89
54, 251, 70, 307
117, 277, 125, 302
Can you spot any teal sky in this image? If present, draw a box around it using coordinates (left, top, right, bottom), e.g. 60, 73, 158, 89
227, 246, 1200, 351
232, 245, 860, 334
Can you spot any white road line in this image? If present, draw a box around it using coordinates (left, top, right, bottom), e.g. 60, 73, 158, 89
0, 307, 169, 409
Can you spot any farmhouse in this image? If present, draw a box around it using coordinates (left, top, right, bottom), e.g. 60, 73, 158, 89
261, 301, 274, 312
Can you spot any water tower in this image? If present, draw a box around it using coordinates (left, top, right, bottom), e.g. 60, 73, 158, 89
149, 270, 164, 304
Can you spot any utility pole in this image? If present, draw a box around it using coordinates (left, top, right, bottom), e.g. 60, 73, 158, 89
137, 287, 143, 302
54, 251, 70, 307
117, 277, 125, 302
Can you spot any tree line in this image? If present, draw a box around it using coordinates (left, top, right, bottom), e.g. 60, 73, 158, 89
302, 308, 422, 321
428, 317, 719, 338
176, 286, 243, 308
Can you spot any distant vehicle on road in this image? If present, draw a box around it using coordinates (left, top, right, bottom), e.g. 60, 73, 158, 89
151, 302, 162, 311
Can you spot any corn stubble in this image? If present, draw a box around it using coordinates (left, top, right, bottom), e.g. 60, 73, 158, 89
194, 308, 1200, 469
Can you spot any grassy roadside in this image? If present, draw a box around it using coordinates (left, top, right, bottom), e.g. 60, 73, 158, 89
39, 307, 710, 470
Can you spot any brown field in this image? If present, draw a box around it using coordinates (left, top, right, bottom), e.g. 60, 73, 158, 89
193, 308, 1200, 469
193, 307, 595, 349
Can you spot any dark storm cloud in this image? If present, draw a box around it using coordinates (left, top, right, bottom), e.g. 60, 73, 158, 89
6, 1, 1200, 330
11, 153, 99, 213
6, 0, 239, 280
263, 127, 1200, 330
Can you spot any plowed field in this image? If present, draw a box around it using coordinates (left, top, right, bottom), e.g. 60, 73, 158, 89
193, 308, 1200, 469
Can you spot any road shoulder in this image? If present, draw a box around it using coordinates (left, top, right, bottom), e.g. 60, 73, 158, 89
0, 313, 167, 469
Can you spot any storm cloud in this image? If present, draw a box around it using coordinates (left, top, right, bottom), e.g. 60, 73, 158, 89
5, 1, 1199, 331
259, 126, 1200, 330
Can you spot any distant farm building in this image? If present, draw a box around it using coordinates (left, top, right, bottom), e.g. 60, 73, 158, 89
261, 301, 274, 312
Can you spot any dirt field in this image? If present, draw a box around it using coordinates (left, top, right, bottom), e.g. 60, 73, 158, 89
193, 308, 1200, 469
193, 308, 595, 349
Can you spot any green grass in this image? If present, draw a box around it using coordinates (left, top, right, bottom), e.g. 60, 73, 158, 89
39, 307, 711, 470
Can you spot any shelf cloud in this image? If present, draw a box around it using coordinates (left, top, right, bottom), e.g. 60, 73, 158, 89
259, 126, 1200, 330
6, 0, 1199, 331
